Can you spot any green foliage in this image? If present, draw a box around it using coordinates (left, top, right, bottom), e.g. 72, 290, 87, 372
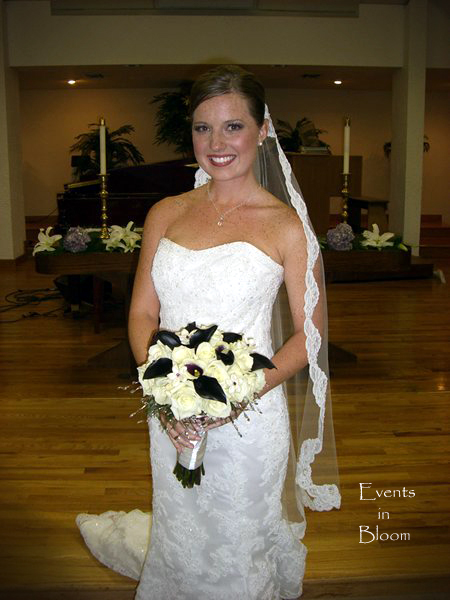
151, 81, 194, 157
275, 118, 329, 152
70, 124, 144, 179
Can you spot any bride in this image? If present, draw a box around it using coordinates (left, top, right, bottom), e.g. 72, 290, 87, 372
77, 65, 340, 599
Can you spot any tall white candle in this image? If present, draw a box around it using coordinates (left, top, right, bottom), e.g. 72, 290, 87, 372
99, 117, 106, 175
343, 117, 350, 175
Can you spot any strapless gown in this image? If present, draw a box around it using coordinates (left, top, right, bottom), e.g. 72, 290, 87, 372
78, 237, 307, 600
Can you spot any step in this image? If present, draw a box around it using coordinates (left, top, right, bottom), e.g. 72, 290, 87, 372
419, 245, 450, 258
420, 237, 450, 246
421, 214, 443, 225
420, 224, 450, 237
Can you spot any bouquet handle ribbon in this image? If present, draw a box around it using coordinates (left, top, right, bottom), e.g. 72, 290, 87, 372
174, 432, 208, 487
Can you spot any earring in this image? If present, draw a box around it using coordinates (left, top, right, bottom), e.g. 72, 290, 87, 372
258, 141, 263, 146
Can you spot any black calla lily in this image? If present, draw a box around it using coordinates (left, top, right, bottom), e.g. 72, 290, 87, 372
185, 322, 197, 332
143, 357, 173, 379
186, 363, 204, 378
193, 375, 227, 404
216, 349, 235, 365
152, 330, 182, 349
188, 324, 218, 349
223, 332, 243, 343
250, 353, 277, 371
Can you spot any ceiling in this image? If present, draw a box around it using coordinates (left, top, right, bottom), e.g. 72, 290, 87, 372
16, 64, 450, 92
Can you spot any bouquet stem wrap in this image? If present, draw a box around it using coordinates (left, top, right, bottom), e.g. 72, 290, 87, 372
174, 432, 208, 488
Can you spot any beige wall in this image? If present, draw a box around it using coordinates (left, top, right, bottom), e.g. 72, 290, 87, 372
21, 86, 449, 222
7, 2, 405, 68
20, 87, 177, 216
423, 91, 450, 222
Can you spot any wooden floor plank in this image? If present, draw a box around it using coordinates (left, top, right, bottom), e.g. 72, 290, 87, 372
0, 257, 449, 597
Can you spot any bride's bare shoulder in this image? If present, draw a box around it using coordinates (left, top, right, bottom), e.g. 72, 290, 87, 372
144, 188, 199, 233
262, 192, 307, 258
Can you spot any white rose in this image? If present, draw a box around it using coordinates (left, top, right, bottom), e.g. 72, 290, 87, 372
209, 329, 224, 347
204, 359, 230, 384
230, 338, 256, 355
252, 369, 266, 393
152, 379, 172, 405
225, 364, 253, 402
147, 340, 172, 362
137, 364, 155, 396
171, 383, 202, 420
202, 398, 231, 419
233, 349, 254, 372
195, 341, 216, 362
172, 345, 194, 365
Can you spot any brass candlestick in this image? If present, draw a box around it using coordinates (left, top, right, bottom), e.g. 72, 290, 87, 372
341, 172, 350, 223
99, 173, 109, 239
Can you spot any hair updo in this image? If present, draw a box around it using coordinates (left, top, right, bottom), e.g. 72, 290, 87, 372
189, 65, 266, 127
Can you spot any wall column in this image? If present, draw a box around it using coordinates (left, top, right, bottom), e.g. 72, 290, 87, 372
0, 0, 25, 261
389, 0, 427, 255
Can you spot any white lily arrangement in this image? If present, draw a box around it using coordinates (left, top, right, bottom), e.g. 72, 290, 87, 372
102, 222, 142, 253
319, 222, 409, 252
360, 223, 408, 251
32, 227, 63, 256
32, 222, 142, 255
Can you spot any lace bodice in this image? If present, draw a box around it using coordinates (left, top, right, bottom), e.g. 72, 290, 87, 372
152, 237, 284, 355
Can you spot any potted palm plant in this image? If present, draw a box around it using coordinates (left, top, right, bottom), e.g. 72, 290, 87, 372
70, 123, 145, 180
151, 81, 194, 158
276, 118, 330, 153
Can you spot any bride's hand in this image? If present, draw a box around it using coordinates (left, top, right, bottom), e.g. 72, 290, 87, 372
160, 412, 201, 452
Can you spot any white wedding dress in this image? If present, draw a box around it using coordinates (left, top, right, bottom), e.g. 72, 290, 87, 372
77, 236, 307, 600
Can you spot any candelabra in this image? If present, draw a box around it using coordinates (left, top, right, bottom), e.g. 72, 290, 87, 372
341, 172, 350, 224
99, 173, 109, 239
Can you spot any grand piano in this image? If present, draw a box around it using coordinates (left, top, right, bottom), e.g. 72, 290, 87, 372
57, 155, 362, 234
56, 159, 197, 232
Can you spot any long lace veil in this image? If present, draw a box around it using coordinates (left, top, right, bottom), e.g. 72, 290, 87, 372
195, 105, 341, 535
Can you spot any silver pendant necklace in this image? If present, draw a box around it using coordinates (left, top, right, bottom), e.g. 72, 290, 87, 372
207, 181, 259, 227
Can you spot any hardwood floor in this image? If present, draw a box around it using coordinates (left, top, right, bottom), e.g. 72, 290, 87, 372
0, 258, 449, 599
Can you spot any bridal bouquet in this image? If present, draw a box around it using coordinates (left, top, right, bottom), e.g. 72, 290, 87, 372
137, 322, 275, 488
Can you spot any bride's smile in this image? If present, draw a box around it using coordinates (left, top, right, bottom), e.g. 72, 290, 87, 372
207, 154, 236, 167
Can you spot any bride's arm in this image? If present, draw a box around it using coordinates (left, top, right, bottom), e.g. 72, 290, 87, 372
262, 215, 323, 394
128, 204, 165, 366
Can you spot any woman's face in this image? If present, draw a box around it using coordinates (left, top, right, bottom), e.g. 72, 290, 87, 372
192, 92, 267, 184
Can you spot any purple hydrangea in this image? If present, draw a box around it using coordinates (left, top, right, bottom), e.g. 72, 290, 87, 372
326, 223, 355, 251
62, 227, 91, 253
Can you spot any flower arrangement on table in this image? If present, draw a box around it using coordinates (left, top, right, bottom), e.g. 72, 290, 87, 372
319, 223, 409, 252
32, 222, 142, 256
136, 322, 276, 489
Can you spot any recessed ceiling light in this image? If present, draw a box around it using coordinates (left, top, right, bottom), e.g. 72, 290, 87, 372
68, 79, 76, 85
334, 80, 342, 85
